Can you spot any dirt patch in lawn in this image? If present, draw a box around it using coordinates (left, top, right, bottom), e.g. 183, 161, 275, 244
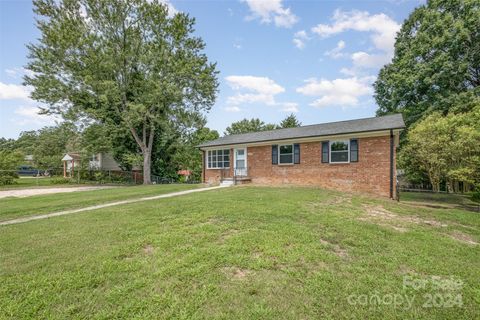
320, 239, 348, 258
143, 244, 155, 255
359, 205, 448, 232
221, 266, 253, 280
305, 195, 352, 211
447, 231, 478, 245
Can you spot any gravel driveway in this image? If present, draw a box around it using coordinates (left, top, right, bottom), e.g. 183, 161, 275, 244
0, 186, 115, 199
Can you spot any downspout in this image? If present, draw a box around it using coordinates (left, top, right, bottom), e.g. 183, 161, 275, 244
389, 129, 394, 199
201, 150, 206, 183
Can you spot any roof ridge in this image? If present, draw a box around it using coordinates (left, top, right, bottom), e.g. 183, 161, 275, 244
222, 113, 402, 138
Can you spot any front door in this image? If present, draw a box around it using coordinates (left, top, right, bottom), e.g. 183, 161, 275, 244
234, 148, 247, 176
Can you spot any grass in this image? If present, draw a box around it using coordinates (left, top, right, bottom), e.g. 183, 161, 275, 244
0, 177, 75, 189
1, 186, 479, 319
400, 191, 478, 211
0, 184, 200, 222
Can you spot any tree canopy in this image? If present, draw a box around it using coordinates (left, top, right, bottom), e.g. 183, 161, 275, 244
279, 114, 302, 128
374, 0, 480, 126
224, 114, 301, 135
400, 106, 480, 192
224, 118, 276, 135
25, 0, 218, 183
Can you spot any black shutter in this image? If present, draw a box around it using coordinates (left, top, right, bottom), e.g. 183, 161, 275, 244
294, 143, 300, 164
272, 145, 278, 164
321, 141, 329, 163
350, 139, 358, 162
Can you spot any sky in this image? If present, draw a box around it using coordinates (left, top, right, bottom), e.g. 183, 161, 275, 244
0, 0, 424, 139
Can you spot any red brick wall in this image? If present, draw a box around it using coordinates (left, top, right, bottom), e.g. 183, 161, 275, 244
204, 148, 234, 184
204, 135, 397, 198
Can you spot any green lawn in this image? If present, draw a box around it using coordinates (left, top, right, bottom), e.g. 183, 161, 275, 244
0, 184, 200, 222
0, 177, 74, 189
1, 186, 478, 319
400, 191, 478, 211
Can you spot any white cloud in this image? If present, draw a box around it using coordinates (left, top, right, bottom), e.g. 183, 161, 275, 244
296, 76, 374, 109
242, 0, 298, 28
312, 10, 399, 53
351, 51, 391, 69
293, 30, 309, 49
281, 102, 299, 113
312, 10, 400, 70
13, 105, 58, 126
324, 40, 346, 59
0, 82, 32, 101
224, 106, 241, 112
225, 75, 285, 106
5, 67, 35, 79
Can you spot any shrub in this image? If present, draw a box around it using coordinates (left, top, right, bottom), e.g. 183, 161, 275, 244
0, 172, 18, 186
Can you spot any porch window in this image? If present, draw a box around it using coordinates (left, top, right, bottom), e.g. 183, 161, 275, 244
329, 141, 349, 163
207, 149, 230, 169
278, 144, 293, 164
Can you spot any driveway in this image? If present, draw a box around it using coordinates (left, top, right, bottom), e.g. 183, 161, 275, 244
0, 186, 115, 199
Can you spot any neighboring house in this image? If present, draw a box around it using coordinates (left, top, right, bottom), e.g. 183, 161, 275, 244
61, 152, 122, 177
23, 154, 34, 165
198, 114, 405, 199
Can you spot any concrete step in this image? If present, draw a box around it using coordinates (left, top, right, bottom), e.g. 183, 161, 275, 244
220, 180, 234, 187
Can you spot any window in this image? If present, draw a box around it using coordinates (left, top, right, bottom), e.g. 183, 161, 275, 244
207, 149, 230, 169
329, 141, 349, 163
278, 144, 293, 164
350, 139, 358, 162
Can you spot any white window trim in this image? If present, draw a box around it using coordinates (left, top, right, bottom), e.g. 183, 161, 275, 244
206, 149, 231, 169
278, 144, 294, 165
329, 140, 350, 164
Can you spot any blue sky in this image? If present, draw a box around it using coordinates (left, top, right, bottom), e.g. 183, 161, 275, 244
0, 0, 423, 139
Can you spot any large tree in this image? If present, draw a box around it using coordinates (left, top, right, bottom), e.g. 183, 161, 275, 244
224, 118, 276, 135
25, 0, 218, 184
374, 0, 480, 126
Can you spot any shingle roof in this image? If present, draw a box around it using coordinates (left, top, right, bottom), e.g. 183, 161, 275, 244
198, 114, 405, 148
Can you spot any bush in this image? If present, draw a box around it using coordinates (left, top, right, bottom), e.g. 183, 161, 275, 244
0, 171, 18, 186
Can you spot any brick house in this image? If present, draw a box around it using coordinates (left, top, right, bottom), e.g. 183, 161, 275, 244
198, 114, 405, 199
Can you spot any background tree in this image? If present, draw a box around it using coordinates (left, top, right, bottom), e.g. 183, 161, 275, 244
224, 118, 277, 135
25, 0, 218, 184
400, 106, 480, 192
279, 114, 301, 128
32, 123, 80, 169
374, 0, 479, 126
173, 126, 219, 180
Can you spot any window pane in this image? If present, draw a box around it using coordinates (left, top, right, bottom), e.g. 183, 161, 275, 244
236, 159, 245, 168
280, 145, 293, 154
331, 141, 348, 151
331, 151, 348, 162
224, 150, 230, 156
223, 161, 229, 168
279, 154, 293, 163
218, 150, 223, 157
351, 151, 358, 162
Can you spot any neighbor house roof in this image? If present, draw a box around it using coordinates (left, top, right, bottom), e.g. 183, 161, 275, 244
198, 114, 405, 148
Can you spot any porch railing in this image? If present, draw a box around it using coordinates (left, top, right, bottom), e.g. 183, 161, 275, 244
233, 167, 248, 178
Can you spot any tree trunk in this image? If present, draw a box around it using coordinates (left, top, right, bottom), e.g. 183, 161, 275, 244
143, 148, 152, 184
